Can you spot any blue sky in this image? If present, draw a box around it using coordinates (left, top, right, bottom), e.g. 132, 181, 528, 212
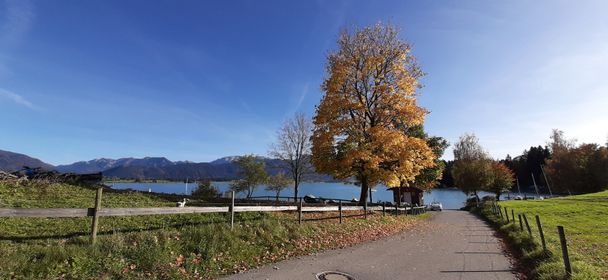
1, 0, 607, 165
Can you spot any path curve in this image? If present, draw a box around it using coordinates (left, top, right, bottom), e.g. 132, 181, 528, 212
223, 210, 517, 280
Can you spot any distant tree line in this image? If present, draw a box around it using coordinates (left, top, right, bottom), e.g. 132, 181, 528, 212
444, 129, 608, 196
501, 145, 550, 189
544, 130, 608, 194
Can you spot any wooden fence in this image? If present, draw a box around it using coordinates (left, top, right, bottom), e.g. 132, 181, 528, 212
0, 188, 426, 244
492, 203, 573, 277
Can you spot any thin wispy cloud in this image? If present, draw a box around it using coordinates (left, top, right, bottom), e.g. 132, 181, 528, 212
291, 82, 310, 115
0, 0, 34, 79
0, 0, 34, 47
0, 88, 36, 109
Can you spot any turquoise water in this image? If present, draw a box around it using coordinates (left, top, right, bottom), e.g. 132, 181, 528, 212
109, 181, 533, 209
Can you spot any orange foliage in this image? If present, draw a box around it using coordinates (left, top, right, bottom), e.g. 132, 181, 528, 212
312, 23, 435, 201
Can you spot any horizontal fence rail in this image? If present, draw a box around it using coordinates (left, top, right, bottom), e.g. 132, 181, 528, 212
1, 188, 427, 245
0, 208, 92, 218
0, 205, 421, 218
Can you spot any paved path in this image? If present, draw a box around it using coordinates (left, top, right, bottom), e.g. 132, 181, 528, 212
224, 210, 517, 280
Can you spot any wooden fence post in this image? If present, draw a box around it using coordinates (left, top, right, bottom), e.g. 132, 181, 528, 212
535, 215, 547, 251
504, 207, 510, 222
298, 198, 303, 224
511, 209, 515, 224
522, 214, 532, 237
518, 214, 523, 231
230, 191, 235, 230
382, 202, 386, 217
339, 201, 343, 224
90, 187, 103, 245
557, 226, 572, 277
499, 206, 504, 220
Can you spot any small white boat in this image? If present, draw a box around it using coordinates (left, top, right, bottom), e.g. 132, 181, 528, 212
429, 201, 443, 211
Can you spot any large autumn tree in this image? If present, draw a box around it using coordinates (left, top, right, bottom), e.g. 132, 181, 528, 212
312, 23, 435, 204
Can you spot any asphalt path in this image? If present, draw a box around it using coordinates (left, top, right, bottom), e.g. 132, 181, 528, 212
223, 210, 517, 280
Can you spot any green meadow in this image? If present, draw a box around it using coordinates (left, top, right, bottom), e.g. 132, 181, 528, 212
498, 191, 608, 279
0, 181, 425, 279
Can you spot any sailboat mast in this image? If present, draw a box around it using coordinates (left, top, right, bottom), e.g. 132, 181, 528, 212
540, 165, 553, 197
531, 173, 539, 197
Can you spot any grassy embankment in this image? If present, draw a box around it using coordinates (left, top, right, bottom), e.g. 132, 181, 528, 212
477, 191, 607, 280
0, 181, 427, 279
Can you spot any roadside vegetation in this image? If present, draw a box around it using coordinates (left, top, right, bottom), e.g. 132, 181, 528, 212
475, 191, 607, 280
0, 181, 427, 279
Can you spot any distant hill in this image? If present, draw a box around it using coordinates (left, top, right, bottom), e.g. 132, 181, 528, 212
0, 149, 336, 181
209, 155, 271, 165
0, 149, 54, 172
56, 157, 174, 173
102, 156, 335, 181
209, 156, 242, 165
103, 162, 240, 180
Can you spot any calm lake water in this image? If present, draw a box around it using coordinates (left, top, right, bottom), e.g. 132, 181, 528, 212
109, 181, 535, 209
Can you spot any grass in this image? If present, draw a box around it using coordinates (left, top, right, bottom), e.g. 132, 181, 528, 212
0, 181, 427, 279
478, 191, 608, 280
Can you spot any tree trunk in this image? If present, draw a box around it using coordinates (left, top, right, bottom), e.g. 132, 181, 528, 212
369, 187, 373, 204
294, 177, 299, 202
359, 176, 369, 206
496, 192, 501, 201
397, 181, 404, 206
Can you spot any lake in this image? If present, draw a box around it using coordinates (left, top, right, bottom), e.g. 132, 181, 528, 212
108, 181, 535, 209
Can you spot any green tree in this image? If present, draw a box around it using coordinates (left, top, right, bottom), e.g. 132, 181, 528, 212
439, 160, 455, 188
191, 180, 219, 200
230, 155, 268, 198
405, 125, 449, 190
265, 172, 293, 200
451, 133, 493, 200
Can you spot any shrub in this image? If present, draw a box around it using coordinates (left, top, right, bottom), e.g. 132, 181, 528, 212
191, 180, 219, 200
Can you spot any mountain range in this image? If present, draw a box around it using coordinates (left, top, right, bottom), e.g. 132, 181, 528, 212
0, 149, 331, 181
0, 150, 54, 171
